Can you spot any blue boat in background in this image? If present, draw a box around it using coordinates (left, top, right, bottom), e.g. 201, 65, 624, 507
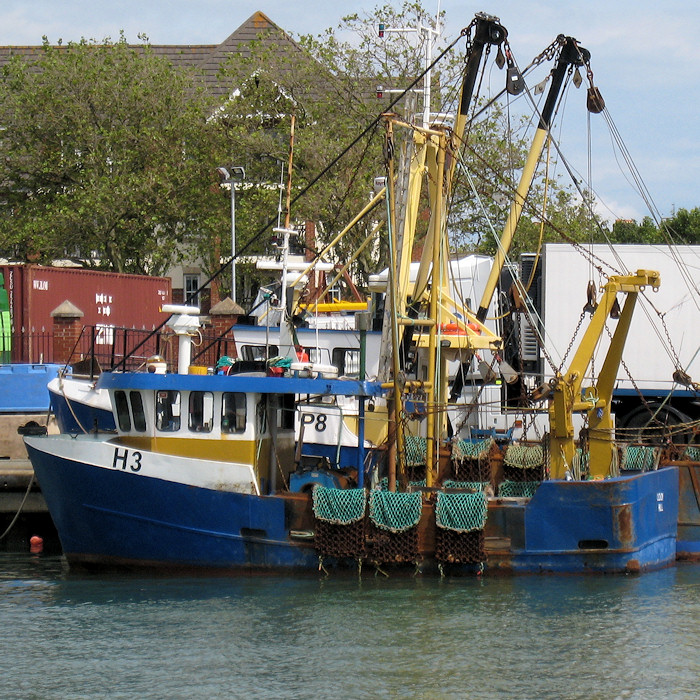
0, 363, 62, 413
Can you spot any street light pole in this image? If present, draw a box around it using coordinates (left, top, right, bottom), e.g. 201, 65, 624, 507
217, 166, 245, 303
229, 180, 236, 303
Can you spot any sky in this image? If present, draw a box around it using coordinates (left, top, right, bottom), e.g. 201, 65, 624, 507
1, 0, 698, 223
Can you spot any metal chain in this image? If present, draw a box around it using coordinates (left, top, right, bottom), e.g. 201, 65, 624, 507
602, 322, 653, 414
558, 310, 587, 372
530, 34, 565, 68
658, 310, 686, 378
460, 18, 478, 57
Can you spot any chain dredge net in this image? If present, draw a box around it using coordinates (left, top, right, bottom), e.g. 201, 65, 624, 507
503, 442, 545, 483
498, 480, 541, 498
435, 492, 487, 533
369, 490, 423, 532
620, 445, 661, 472
312, 486, 366, 524
312, 486, 367, 560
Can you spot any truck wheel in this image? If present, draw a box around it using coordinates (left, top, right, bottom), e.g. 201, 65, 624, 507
619, 404, 692, 444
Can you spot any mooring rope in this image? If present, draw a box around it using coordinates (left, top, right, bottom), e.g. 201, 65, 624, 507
0, 475, 34, 541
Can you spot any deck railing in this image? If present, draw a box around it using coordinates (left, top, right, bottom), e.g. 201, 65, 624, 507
2, 325, 238, 376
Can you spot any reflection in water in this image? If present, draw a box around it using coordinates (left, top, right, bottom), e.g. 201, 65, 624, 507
1, 554, 698, 699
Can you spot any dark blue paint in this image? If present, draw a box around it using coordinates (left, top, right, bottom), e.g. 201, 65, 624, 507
97, 370, 386, 398
26, 432, 680, 574
49, 390, 115, 433
26, 441, 318, 571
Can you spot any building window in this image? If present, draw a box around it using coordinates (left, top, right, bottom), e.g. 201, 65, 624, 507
184, 274, 200, 306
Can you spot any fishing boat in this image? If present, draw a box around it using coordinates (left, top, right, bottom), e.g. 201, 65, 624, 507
24, 13, 682, 574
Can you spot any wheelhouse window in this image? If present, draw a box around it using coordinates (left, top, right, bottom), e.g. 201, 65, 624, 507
188, 391, 214, 433
332, 348, 360, 377
114, 390, 131, 432
222, 392, 246, 433
308, 346, 331, 365
155, 390, 181, 432
129, 391, 147, 432
241, 344, 278, 362
279, 394, 295, 430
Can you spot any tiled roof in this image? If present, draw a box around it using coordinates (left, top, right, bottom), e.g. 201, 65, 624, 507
0, 11, 301, 97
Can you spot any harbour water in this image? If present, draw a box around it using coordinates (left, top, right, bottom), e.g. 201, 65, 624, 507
1, 553, 697, 699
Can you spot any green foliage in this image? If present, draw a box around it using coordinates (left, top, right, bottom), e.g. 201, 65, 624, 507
215, 32, 386, 282
610, 216, 659, 243
0, 1, 681, 293
661, 207, 700, 244
0, 35, 225, 275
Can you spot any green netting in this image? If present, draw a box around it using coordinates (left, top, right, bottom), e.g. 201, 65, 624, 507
435, 491, 488, 533
620, 445, 660, 472
404, 435, 427, 466
369, 490, 423, 532
452, 438, 493, 461
268, 356, 293, 369
684, 445, 700, 461
216, 356, 236, 370
499, 480, 540, 498
377, 477, 426, 491
312, 486, 367, 524
504, 444, 544, 469
443, 480, 489, 492
573, 448, 589, 470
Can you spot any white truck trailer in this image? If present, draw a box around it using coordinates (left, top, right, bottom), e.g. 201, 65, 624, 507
509, 243, 700, 439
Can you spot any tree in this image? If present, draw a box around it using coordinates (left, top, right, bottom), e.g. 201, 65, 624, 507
0, 3, 671, 293
610, 216, 659, 243
0, 35, 227, 276
288, 3, 605, 268
213, 29, 388, 286
662, 207, 700, 244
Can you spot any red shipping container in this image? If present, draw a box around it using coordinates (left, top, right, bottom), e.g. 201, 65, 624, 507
1, 264, 172, 362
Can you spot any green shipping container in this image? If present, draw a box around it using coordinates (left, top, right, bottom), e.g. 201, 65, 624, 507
0, 272, 11, 363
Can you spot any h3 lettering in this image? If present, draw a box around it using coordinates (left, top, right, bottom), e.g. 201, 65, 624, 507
112, 447, 142, 472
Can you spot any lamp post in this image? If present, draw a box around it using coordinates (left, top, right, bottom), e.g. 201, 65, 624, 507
217, 166, 246, 303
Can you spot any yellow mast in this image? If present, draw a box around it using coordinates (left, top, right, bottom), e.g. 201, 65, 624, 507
381, 14, 510, 487
475, 36, 592, 323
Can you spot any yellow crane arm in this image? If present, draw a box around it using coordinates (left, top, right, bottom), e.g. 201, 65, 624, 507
548, 270, 661, 479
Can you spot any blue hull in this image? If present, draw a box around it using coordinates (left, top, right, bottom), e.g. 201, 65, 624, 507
677, 461, 700, 560
25, 437, 679, 575
49, 390, 116, 433
486, 469, 679, 574
25, 442, 318, 571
